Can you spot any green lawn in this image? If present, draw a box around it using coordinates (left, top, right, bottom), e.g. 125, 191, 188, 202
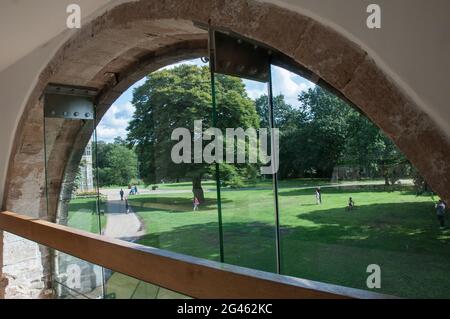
127, 184, 450, 298
65, 184, 450, 298
104, 177, 395, 191
67, 197, 106, 234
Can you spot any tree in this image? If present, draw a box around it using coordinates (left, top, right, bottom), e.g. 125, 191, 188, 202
255, 94, 307, 178
260, 86, 409, 182
127, 65, 259, 202
95, 141, 138, 186
297, 86, 353, 177
298, 86, 409, 183
341, 103, 408, 185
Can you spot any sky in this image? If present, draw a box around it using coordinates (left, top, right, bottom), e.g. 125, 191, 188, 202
97, 58, 315, 143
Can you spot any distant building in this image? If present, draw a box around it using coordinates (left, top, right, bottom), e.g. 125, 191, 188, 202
78, 140, 94, 192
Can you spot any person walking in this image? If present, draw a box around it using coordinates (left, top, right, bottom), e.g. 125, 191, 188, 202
125, 196, 130, 214
119, 188, 124, 201
193, 197, 200, 211
315, 187, 322, 205
435, 200, 446, 229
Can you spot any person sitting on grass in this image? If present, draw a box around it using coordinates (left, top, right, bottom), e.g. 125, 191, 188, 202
346, 197, 355, 211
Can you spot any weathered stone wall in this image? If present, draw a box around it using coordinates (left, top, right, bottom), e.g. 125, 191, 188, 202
2, 0, 450, 298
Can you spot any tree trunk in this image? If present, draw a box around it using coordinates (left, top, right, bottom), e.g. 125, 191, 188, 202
380, 161, 390, 186
384, 174, 390, 186
192, 176, 205, 203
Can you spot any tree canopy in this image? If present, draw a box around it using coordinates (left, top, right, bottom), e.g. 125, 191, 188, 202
255, 86, 408, 182
126, 65, 259, 200
123, 65, 412, 199
95, 140, 138, 187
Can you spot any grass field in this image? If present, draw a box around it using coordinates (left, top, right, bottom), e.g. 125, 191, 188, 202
127, 184, 449, 298
101, 177, 397, 191
66, 182, 450, 298
67, 197, 106, 233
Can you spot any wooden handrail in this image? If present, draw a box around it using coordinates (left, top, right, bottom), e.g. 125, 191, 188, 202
0, 211, 393, 299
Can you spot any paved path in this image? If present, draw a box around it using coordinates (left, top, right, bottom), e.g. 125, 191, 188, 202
102, 189, 145, 241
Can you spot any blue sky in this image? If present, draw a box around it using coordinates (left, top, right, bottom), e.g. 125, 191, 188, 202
97, 58, 314, 142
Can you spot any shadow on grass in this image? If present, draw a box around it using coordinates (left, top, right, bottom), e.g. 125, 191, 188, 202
134, 200, 450, 298
137, 220, 277, 273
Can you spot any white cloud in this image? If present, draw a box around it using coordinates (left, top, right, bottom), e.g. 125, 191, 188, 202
271, 66, 315, 107
246, 87, 266, 100
97, 102, 134, 142
243, 66, 315, 106
159, 58, 207, 71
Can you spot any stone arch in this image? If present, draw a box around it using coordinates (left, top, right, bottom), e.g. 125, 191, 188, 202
2, 0, 450, 298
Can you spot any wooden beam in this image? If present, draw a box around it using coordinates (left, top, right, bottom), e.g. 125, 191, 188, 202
0, 211, 393, 299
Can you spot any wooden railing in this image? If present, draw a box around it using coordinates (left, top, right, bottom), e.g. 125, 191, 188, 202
0, 211, 393, 299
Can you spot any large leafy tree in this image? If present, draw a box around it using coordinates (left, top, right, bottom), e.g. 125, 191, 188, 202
343, 113, 408, 185
258, 86, 408, 181
126, 65, 259, 201
255, 94, 306, 178
96, 140, 138, 186
299, 87, 408, 181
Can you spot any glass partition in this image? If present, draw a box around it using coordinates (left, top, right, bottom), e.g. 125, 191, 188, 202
44, 88, 107, 298
270, 64, 450, 298
214, 74, 277, 272
102, 63, 221, 261
51, 249, 188, 299
42, 34, 450, 299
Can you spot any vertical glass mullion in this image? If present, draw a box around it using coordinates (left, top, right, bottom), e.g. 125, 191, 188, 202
267, 62, 282, 274
209, 28, 225, 263
93, 105, 106, 298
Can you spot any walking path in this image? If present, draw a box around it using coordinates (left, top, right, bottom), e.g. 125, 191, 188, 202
102, 189, 145, 241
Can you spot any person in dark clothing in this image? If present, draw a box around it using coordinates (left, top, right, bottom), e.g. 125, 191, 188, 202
436, 200, 446, 229
119, 189, 124, 201
125, 197, 130, 214
347, 197, 355, 211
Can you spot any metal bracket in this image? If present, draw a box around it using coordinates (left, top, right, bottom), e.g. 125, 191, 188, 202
213, 30, 270, 83
44, 84, 97, 120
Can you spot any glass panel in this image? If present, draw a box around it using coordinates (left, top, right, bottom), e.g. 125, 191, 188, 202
271, 64, 450, 298
96, 60, 220, 262
44, 116, 103, 234
215, 74, 277, 272
53, 251, 104, 299
44, 94, 105, 298
48, 248, 188, 299
104, 271, 190, 299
